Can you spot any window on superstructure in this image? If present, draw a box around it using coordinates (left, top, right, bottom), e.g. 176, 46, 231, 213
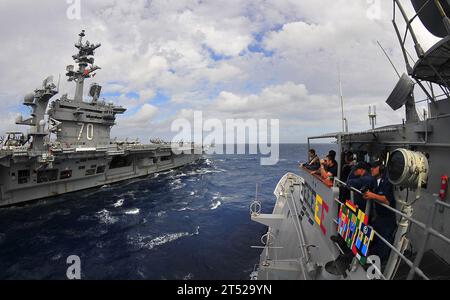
18, 170, 30, 184
96, 166, 106, 174
85, 169, 96, 176
78, 166, 85, 170
37, 169, 59, 184
60, 170, 72, 180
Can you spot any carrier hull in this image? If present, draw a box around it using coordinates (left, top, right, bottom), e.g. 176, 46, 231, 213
0, 147, 201, 207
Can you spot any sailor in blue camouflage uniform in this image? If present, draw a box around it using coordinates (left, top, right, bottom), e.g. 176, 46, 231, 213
346, 162, 375, 212
363, 160, 397, 262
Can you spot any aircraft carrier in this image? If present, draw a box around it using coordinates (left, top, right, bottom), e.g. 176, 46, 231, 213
251, 0, 450, 280
0, 30, 201, 207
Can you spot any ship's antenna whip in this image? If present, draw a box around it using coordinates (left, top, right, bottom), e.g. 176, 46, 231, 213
338, 64, 347, 133
377, 40, 401, 79
57, 74, 61, 93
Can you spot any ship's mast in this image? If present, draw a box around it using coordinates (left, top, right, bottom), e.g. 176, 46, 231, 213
66, 30, 101, 102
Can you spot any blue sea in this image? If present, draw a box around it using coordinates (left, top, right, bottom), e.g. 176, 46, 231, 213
0, 144, 334, 280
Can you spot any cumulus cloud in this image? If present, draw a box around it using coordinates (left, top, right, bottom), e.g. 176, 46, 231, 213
121, 104, 159, 127
0, 0, 439, 142
214, 82, 309, 114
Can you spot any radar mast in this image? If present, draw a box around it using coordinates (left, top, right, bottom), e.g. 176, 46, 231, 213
66, 30, 101, 102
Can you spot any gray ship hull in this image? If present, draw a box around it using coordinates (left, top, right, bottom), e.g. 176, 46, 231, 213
252, 171, 368, 280
0, 146, 201, 207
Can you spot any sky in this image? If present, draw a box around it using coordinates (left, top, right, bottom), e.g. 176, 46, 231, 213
0, 0, 441, 143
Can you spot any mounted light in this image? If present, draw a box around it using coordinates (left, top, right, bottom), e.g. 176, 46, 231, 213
387, 149, 429, 189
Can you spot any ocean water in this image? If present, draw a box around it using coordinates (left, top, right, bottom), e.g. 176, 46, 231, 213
0, 144, 334, 280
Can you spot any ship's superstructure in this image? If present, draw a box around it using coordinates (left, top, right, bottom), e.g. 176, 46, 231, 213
251, 0, 450, 280
0, 30, 201, 207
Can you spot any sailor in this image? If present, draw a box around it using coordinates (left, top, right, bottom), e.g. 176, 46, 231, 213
346, 162, 375, 212
321, 154, 338, 180
328, 150, 337, 161
310, 154, 338, 184
363, 160, 397, 262
300, 148, 320, 171
339, 151, 356, 202
341, 151, 355, 181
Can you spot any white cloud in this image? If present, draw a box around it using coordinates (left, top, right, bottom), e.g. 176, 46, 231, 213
120, 104, 159, 127
214, 82, 308, 114
0, 0, 439, 142
264, 22, 336, 54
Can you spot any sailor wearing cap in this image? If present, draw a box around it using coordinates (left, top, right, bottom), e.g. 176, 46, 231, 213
346, 162, 375, 212
363, 160, 397, 262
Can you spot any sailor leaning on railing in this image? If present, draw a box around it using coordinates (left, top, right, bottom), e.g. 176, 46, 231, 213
347, 161, 397, 264
300, 150, 338, 188
300, 148, 320, 171
300, 153, 398, 268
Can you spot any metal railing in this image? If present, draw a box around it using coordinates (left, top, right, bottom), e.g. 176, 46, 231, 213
251, 175, 315, 280
334, 178, 450, 280
252, 171, 450, 280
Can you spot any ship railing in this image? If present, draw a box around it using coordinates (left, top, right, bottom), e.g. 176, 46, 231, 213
251, 173, 314, 280
12, 146, 29, 153
283, 181, 313, 280
334, 178, 450, 280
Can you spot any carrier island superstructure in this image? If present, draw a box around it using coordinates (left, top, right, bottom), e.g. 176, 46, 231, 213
0, 30, 201, 207
251, 0, 450, 280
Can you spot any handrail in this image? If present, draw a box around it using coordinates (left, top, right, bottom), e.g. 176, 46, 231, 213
336, 179, 450, 245
331, 198, 428, 280
300, 166, 334, 188
330, 206, 389, 280
283, 182, 309, 280
334, 178, 450, 280
255, 172, 450, 280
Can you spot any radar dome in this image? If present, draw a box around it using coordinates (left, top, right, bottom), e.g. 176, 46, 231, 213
24, 93, 35, 104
